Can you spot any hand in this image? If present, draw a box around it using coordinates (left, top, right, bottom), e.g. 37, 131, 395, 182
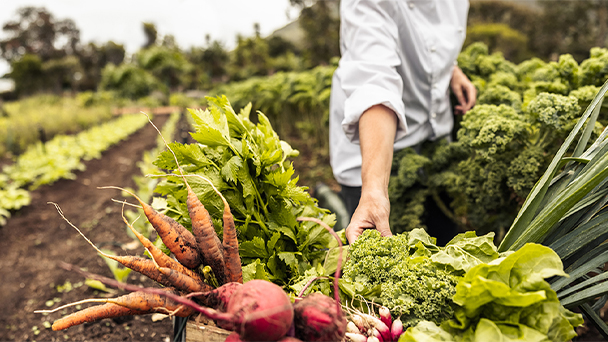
345, 189, 393, 244
450, 66, 477, 115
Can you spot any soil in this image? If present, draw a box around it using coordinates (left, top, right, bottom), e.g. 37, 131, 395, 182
0, 114, 175, 342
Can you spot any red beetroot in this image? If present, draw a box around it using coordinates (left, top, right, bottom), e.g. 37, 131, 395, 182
293, 292, 347, 342
221, 279, 294, 341
225, 332, 244, 342
197, 282, 242, 312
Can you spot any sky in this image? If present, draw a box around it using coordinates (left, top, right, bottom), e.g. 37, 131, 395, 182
0, 0, 300, 77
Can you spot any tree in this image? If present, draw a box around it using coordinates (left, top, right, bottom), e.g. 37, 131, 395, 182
0, 7, 80, 63
77, 41, 125, 91
136, 45, 192, 92
289, 0, 340, 67
228, 24, 271, 81
8, 54, 43, 96
143, 22, 158, 49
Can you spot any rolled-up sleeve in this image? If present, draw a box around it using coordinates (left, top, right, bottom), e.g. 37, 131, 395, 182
337, 0, 408, 143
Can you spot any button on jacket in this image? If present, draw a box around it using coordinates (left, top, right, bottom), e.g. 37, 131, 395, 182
329, 0, 469, 187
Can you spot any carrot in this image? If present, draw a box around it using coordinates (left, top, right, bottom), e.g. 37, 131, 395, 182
50, 303, 143, 331
143, 115, 234, 285
60, 262, 293, 341
50, 202, 176, 288
181, 174, 242, 284
38, 289, 195, 317
194, 175, 243, 284
158, 266, 213, 293
120, 204, 205, 283
100, 186, 201, 269
43, 290, 195, 331
186, 183, 227, 284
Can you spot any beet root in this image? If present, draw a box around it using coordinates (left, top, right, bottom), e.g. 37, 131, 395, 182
293, 292, 346, 342
222, 279, 294, 341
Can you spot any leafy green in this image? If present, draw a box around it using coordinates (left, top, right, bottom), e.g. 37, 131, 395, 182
153, 95, 335, 291
343, 228, 499, 329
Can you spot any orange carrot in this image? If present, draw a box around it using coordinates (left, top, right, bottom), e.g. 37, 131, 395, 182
186, 183, 226, 285
145, 115, 239, 284
50, 202, 178, 287
220, 195, 242, 283
100, 186, 201, 269
158, 266, 214, 293
51, 303, 143, 331
47, 290, 195, 331
184, 174, 242, 283
120, 205, 205, 283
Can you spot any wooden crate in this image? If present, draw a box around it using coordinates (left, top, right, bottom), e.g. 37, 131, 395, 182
185, 320, 232, 342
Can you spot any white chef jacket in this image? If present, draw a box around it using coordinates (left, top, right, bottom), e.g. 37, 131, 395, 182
329, 0, 469, 187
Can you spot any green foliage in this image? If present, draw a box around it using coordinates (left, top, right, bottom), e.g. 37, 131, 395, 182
389, 43, 608, 237
402, 245, 582, 342
344, 229, 459, 328
344, 228, 505, 329
0, 113, 148, 225
525, 93, 580, 132
212, 65, 335, 145
464, 23, 529, 63
8, 54, 44, 96
0, 95, 113, 156
100, 63, 167, 100
153, 96, 335, 289
136, 46, 193, 91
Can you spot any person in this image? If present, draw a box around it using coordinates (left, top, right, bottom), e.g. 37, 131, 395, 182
329, 0, 477, 244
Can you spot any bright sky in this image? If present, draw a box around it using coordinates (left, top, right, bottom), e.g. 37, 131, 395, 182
0, 0, 300, 77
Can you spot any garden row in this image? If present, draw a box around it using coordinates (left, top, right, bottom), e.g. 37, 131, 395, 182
0, 112, 151, 225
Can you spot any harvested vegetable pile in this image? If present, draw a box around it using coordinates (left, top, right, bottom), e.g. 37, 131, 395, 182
36, 99, 346, 342
343, 230, 583, 342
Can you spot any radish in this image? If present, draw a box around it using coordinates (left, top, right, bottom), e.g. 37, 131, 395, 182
360, 313, 391, 342
378, 306, 392, 330
293, 292, 347, 341
390, 318, 403, 342
225, 332, 244, 342
346, 321, 361, 334
345, 332, 368, 342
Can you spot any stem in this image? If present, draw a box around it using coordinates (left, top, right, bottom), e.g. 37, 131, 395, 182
296, 217, 343, 319
430, 191, 467, 232
297, 276, 330, 298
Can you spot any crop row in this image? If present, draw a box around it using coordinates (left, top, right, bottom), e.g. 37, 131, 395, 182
0, 94, 114, 156
0, 113, 149, 225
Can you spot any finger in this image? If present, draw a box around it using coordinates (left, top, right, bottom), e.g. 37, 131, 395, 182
453, 86, 466, 110
467, 84, 477, 108
463, 85, 477, 113
454, 105, 464, 115
345, 225, 361, 244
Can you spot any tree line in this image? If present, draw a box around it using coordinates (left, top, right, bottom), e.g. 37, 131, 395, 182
0, 2, 340, 100
3, 1, 608, 101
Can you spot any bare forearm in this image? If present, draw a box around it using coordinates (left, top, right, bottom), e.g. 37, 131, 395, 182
345, 104, 397, 243
359, 104, 398, 195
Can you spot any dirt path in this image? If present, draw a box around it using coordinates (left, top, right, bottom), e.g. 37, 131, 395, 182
0, 114, 175, 341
